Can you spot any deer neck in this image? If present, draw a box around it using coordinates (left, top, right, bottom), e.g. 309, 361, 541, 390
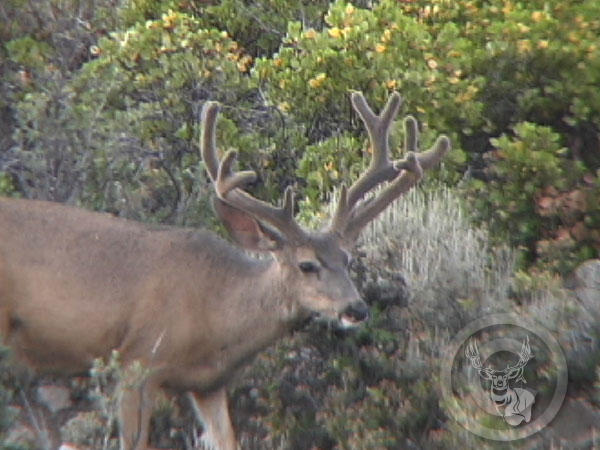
197, 256, 306, 384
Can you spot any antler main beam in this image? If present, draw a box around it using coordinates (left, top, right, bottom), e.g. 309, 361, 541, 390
200, 101, 305, 241
330, 91, 451, 242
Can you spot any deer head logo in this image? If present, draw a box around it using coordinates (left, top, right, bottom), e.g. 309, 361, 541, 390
465, 336, 536, 426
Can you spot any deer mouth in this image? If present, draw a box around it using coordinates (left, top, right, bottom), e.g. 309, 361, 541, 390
339, 313, 364, 329
339, 301, 369, 329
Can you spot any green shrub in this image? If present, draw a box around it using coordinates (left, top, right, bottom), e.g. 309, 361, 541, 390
196, 0, 331, 58
0, 345, 28, 450
253, 0, 473, 151
468, 121, 598, 273
253, 0, 600, 272
7, 10, 257, 225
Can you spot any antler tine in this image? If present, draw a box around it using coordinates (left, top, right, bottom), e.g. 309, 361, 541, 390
465, 340, 483, 370
346, 91, 403, 205
200, 101, 305, 241
330, 92, 402, 232
330, 92, 451, 243
513, 336, 533, 368
200, 101, 221, 182
216, 150, 257, 197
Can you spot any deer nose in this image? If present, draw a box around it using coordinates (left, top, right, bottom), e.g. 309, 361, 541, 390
342, 300, 369, 323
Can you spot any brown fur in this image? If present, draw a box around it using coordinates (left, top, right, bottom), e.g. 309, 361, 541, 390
0, 197, 361, 449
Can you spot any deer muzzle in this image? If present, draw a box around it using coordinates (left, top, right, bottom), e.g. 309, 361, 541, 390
340, 300, 369, 328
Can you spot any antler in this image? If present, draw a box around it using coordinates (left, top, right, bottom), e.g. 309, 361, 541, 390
329, 92, 451, 243
508, 336, 533, 373
200, 101, 305, 241
465, 340, 496, 380
465, 340, 484, 371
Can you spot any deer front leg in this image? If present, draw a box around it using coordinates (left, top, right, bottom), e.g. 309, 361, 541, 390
187, 388, 237, 450
118, 377, 157, 450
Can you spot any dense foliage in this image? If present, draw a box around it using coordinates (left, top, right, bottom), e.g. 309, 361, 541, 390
1, 0, 599, 448
2, 0, 599, 269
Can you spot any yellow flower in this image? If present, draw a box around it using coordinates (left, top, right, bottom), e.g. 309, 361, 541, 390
237, 55, 253, 72
375, 44, 386, 53
455, 85, 479, 103
427, 58, 438, 69
386, 79, 398, 89
162, 9, 177, 29
304, 28, 317, 39
329, 27, 342, 38
345, 4, 355, 15
382, 29, 392, 43
517, 39, 532, 53
537, 40, 549, 49
531, 11, 545, 22
308, 72, 327, 88
575, 15, 589, 29
568, 32, 580, 44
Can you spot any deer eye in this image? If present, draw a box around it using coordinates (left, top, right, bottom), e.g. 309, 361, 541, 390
298, 261, 320, 274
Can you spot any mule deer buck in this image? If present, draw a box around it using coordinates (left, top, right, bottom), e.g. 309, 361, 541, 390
0, 91, 449, 449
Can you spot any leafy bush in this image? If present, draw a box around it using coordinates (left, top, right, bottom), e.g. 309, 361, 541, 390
64, 351, 182, 450
253, 0, 472, 153
0, 345, 26, 450
253, 0, 600, 272
4, 0, 598, 273
196, 0, 331, 58
6, 10, 258, 225
469, 121, 599, 273
70, 10, 256, 221
296, 132, 364, 221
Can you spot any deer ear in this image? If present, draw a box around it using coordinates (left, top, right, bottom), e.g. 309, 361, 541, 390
212, 198, 284, 251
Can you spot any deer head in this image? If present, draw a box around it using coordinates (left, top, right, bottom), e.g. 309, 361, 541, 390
201, 91, 451, 328
465, 337, 534, 390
